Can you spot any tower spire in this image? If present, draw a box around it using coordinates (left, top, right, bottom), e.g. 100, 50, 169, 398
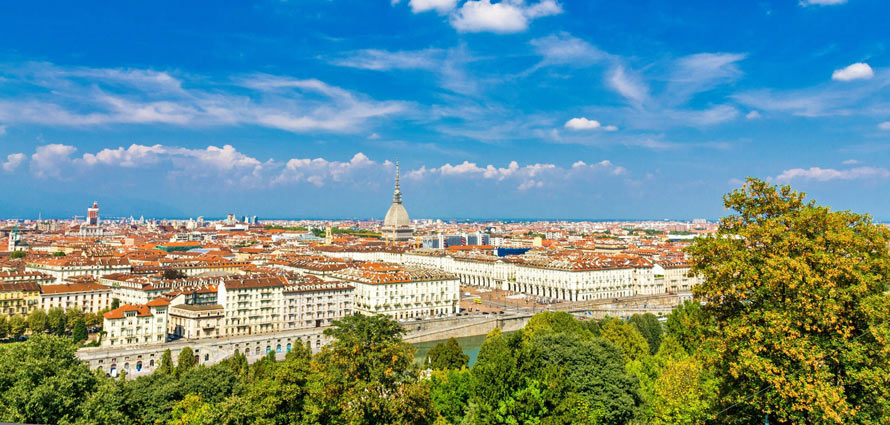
393, 158, 402, 204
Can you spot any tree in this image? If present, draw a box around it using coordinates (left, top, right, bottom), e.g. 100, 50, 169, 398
176, 346, 197, 376
48, 307, 67, 336
157, 349, 173, 375
9, 250, 25, 259
522, 331, 640, 425
599, 318, 649, 364
628, 313, 663, 355
54, 251, 66, 257
663, 300, 708, 354
66, 307, 85, 331
0, 315, 8, 340
649, 356, 718, 425
9, 315, 26, 338
110, 298, 120, 310
0, 334, 99, 424
168, 394, 213, 425
522, 310, 592, 343
84, 312, 102, 329
27, 309, 48, 334
687, 178, 890, 424
307, 313, 435, 425
72, 319, 87, 343
75, 371, 129, 425
430, 368, 473, 424
426, 337, 469, 370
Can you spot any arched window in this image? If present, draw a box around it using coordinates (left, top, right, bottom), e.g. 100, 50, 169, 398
286, 343, 292, 352
136, 361, 142, 372
276, 345, 281, 353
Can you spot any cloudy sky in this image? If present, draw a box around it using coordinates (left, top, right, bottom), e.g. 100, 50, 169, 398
1, 0, 889, 220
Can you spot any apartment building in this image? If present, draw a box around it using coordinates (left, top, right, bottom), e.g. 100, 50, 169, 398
102, 298, 170, 347
39, 282, 112, 314
333, 263, 459, 321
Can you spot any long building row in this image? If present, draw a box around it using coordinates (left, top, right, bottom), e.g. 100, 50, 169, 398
318, 247, 702, 301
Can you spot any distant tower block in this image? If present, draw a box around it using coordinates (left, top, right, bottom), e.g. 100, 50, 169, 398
382, 159, 414, 243
87, 202, 100, 226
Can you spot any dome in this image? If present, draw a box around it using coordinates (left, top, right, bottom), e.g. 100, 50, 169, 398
384, 203, 410, 228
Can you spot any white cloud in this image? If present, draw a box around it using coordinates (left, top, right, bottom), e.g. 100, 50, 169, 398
746, 110, 761, 119
774, 166, 890, 183
81, 144, 167, 167
406, 158, 625, 190
564, 117, 618, 131
842, 159, 859, 165
449, 0, 562, 34
329, 49, 442, 71
409, 0, 459, 13
30, 144, 77, 179
878, 122, 890, 130
667, 53, 746, 103
799, 0, 847, 6
832, 62, 874, 81
0, 125, 5, 136
276, 153, 381, 187
529, 33, 608, 69
608, 66, 648, 104
0, 62, 406, 134
2, 153, 25, 172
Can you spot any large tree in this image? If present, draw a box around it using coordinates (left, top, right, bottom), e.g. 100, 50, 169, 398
628, 313, 663, 355
306, 314, 436, 425
425, 337, 469, 371
27, 309, 48, 334
176, 347, 197, 376
0, 334, 99, 424
687, 178, 890, 424
8, 314, 26, 338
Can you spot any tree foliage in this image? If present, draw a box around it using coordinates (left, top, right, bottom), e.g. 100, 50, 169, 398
0, 334, 99, 425
687, 178, 890, 424
426, 337, 469, 371
628, 313, 663, 355
27, 308, 48, 334
600, 318, 649, 364
72, 319, 87, 343
176, 346, 197, 376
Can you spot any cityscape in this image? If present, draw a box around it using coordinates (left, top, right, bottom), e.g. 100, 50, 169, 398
2, 1, 890, 424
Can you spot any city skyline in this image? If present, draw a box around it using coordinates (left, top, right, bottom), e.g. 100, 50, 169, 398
2, 1, 890, 219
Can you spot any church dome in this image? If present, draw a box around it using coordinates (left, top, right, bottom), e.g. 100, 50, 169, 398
384, 203, 410, 228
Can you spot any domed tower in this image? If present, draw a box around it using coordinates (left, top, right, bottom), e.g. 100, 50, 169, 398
382, 160, 413, 243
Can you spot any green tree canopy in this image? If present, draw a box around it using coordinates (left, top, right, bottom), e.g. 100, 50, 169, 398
0, 315, 8, 339
66, 307, 85, 330
0, 334, 99, 424
687, 178, 890, 424
27, 308, 48, 334
628, 313, 663, 355
157, 349, 173, 375
599, 318, 649, 364
308, 314, 435, 425
72, 319, 87, 343
426, 337, 469, 371
8, 314, 26, 338
48, 306, 67, 336
176, 347, 197, 376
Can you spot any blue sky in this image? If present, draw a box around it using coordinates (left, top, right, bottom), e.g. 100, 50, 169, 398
1, 0, 889, 220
